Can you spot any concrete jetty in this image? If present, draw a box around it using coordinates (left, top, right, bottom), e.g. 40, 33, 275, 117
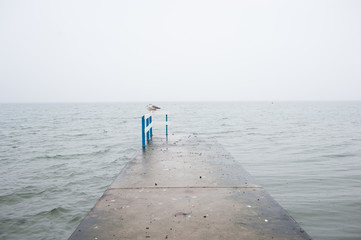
68, 134, 311, 240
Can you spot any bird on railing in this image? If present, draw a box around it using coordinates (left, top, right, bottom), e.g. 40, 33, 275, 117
146, 104, 161, 112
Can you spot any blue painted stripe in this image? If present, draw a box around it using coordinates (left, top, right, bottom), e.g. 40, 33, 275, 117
166, 114, 168, 136
146, 117, 149, 141
141, 116, 145, 148
150, 116, 153, 137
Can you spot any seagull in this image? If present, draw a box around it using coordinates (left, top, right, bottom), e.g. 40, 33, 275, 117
146, 104, 161, 112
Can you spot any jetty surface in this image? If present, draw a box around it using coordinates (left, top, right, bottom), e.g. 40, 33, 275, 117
69, 134, 311, 240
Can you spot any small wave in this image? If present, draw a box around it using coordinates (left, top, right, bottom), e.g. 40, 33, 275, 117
0, 188, 42, 204
49, 207, 70, 215
56, 132, 89, 138
37, 152, 88, 160
246, 132, 258, 135
36, 207, 70, 218
0, 186, 70, 206
1, 217, 27, 226
68, 215, 83, 224
40, 154, 66, 159
92, 148, 111, 155
70, 133, 88, 137
322, 153, 355, 158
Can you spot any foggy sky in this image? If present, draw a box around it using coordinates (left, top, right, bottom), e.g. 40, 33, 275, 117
0, 0, 360, 102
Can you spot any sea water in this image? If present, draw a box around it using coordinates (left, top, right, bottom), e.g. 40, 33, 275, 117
0, 102, 360, 239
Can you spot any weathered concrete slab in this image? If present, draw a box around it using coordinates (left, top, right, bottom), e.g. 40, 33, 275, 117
69, 134, 311, 240
111, 134, 258, 189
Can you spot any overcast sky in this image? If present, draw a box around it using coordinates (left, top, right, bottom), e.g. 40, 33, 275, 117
0, 0, 360, 102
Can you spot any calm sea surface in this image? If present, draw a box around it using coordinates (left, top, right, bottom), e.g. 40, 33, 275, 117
0, 102, 360, 239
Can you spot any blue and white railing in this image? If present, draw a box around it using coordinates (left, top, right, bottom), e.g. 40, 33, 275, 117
141, 112, 168, 148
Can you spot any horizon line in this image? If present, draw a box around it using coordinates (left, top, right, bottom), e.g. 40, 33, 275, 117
1, 100, 361, 104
